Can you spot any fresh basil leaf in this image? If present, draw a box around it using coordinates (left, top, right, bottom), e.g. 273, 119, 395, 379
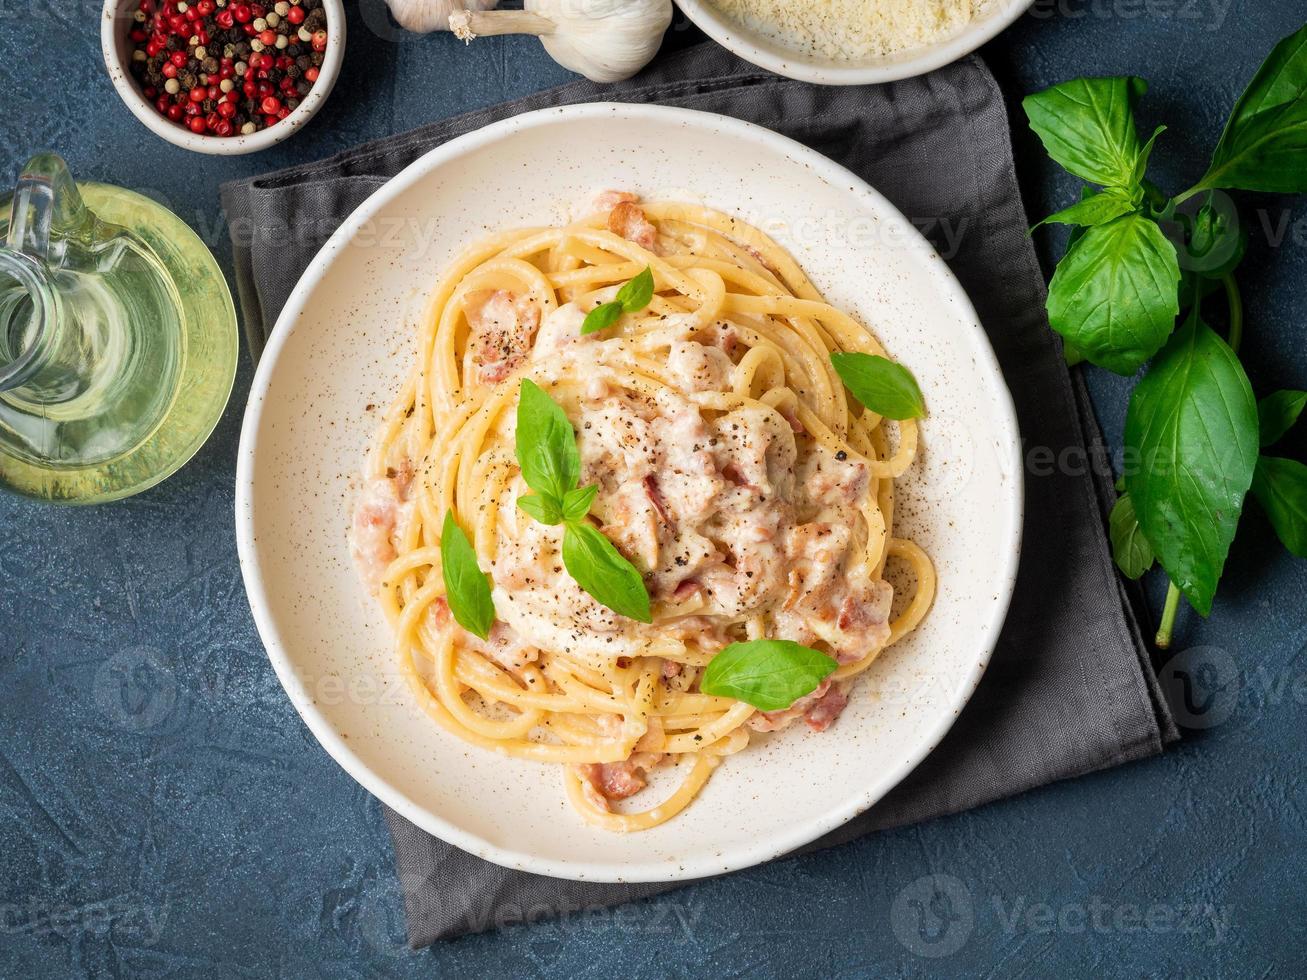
700, 639, 838, 712
1202, 100, 1307, 192
615, 266, 654, 312
517, 493, 563, 525
582, 268, 655, 334
440, 510, 495, 640
1054, 194, 1098, 353
1109, 492, 1156, 580
1228, 23, 1307, 118
581, 300, 624, 335
1033, 189, 1137, 231
562, 484, 598, 522
1132, 125, 1166, 185
1123, 315, 1259, 616
1200, 24, 1307, 193
1060, 187, 1098, 260
561, 521, 651, 623
515, 379, 580, 501
1023, 77, 1147, 188
1252, 455, 1307, 557
1258, 389, 1307, 447
830, 352, 925, 420
1047, 213, 1181, 375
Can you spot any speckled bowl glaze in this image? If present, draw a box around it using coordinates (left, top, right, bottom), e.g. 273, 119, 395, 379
236, 104, 1023, 882
677, 0, 1035, 86
100, 0, 344, 155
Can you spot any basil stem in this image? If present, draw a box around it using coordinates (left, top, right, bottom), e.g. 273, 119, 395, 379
1155, 583, 1182, 650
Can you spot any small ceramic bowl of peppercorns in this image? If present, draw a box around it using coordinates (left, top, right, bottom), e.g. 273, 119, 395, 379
101, 0, 344, 154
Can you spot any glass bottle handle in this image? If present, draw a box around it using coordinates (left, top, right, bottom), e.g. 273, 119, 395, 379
5, 152, 93, 264
0, 154, 92, 393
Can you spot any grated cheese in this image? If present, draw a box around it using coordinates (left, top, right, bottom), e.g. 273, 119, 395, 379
710, 0, 995, 61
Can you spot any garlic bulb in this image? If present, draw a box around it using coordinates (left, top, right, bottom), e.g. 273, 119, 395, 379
386, 0, 498, 34
449, 0, 672, 84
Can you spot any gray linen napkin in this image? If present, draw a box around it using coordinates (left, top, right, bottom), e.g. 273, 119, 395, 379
222, 43, 1177, 948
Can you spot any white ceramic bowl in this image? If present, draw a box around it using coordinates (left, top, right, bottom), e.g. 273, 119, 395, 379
100, 0, 344, 155
677, 0, 1035, 85
237, 103, 1023, 882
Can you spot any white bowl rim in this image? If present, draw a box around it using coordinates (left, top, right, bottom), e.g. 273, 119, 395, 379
99, 0, 345, 156
675, 0, 1037, 86
236, 101, 1024, 882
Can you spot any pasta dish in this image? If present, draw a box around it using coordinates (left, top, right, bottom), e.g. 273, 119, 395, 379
350, 193, 935, 831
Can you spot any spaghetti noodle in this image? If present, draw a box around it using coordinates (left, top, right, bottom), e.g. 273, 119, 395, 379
350, 194, 936, 832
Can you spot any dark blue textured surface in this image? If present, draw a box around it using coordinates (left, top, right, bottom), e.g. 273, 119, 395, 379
3, 2, 1307, 976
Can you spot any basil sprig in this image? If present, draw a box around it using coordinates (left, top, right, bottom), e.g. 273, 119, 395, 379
701, 640, 838, 712
581, 266, 655, 334
830, 352, 925, 420
1026, 23, 1307, 646
441, 510, 495, 640
1024, 77, 1181, 375
514, 379, 652, 623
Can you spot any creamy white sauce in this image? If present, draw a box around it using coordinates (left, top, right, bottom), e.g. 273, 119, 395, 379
484, 309, 893, 668
354, 266, 893, 683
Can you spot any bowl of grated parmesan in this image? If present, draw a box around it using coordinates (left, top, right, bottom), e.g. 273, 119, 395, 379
679, 0, 1034, 85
